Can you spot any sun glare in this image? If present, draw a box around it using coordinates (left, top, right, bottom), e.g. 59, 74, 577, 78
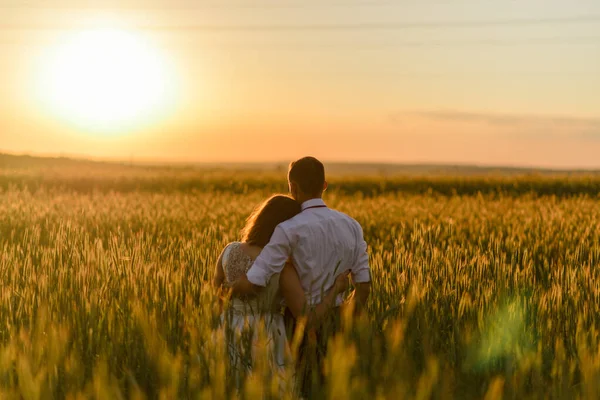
38, 28, 177, 134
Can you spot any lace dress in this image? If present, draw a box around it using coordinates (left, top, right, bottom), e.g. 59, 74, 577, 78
221, 241, 287, 375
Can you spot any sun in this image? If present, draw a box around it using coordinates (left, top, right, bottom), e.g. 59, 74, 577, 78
38, 28, 177, 134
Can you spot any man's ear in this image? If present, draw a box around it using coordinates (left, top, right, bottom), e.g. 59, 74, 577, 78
323, 181, 328, 191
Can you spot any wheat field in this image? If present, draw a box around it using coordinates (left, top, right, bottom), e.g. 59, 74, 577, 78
0, 161, 599, 399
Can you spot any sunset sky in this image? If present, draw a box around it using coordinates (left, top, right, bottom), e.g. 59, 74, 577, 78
1, 0, 599, 168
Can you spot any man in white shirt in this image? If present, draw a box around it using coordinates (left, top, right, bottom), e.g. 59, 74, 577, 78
232, 156, 371, 396
233, 156, 371, 310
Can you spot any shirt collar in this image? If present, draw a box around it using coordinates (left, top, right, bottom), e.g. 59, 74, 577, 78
301, 198, 326, 211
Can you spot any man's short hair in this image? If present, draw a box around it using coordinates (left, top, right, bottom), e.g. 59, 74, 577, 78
288, 157, 325, 195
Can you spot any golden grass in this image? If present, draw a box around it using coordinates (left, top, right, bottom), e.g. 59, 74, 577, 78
0, 167, 599, 398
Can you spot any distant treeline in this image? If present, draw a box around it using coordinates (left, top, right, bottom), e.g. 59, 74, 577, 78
1, 169, 600, 197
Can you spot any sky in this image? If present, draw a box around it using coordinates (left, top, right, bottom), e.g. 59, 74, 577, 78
1, 0, 599, 168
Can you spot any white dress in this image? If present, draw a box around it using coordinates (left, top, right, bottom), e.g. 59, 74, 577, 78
221, 242, 287, 375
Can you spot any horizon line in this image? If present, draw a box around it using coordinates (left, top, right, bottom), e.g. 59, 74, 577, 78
2, 150, 600, 173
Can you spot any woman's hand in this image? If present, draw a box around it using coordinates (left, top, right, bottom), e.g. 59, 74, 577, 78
333, 270, 351, 295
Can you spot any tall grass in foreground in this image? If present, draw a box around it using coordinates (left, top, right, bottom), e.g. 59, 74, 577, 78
0, 174, 599, 398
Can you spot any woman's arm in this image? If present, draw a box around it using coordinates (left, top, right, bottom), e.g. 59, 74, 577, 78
212, 247, 230, 314
280, 261, 350, 328
212, 247, 226, 289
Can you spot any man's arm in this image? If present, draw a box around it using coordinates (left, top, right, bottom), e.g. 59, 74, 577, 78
230, 225, 292, 296
352, 282, 371, 312
280, 261, 350, 328
350, 223, 371, 313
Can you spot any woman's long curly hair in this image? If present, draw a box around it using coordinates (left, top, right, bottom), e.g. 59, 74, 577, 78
240, 195, 301, 247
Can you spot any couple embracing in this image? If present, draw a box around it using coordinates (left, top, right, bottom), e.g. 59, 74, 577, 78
213, 156, 371, 397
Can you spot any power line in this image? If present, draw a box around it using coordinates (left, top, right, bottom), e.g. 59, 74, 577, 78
2, 0, 491, 11
2, 32, 599, 48
187, 36, 600, 48
154, 15, 600, 31
1, 1, 409, 10
2, 35, 599, 48
1, 15, 600, 32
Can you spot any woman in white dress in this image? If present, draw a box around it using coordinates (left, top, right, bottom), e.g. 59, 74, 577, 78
212, 195, 349, 382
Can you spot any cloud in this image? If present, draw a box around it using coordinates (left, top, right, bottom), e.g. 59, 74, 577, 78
389, 110, 600, 140
414, 110, 600, 128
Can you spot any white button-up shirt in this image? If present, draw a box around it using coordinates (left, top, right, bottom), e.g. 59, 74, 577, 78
246, 198, 370, 306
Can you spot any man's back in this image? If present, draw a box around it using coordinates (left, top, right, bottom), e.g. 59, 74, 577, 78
247, 198, 370, 306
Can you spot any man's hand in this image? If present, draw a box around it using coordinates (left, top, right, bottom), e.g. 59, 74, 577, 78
229, 273, 263, 297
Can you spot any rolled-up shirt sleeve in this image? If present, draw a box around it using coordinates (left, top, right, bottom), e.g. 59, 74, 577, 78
246, 225, 292, 287
351, 224, 371, 283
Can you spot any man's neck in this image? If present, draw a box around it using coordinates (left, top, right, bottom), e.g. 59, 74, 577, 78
297, 195, 322, 205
